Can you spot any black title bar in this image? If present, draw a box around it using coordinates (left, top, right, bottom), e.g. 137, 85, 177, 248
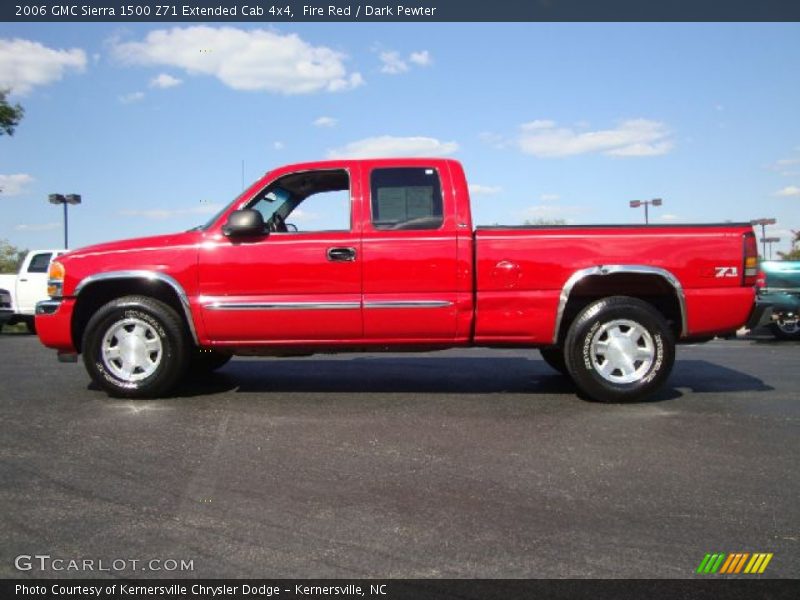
3, 579, 800, 600
4, 0, 800, 22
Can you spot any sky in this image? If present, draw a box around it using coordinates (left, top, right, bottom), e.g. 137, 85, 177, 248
1, 22, 799, 255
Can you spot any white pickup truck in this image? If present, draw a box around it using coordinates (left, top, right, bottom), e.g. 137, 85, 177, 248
0, 249, 64, 332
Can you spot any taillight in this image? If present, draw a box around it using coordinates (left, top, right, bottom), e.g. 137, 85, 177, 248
743, 231, 758, 286
755, 270, 766, 290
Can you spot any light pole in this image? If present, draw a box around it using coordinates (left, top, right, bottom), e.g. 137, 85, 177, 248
763, 237, 780, 260
48, 193, 81, 249
629, 198, 662, 224
750, 218, 776, 259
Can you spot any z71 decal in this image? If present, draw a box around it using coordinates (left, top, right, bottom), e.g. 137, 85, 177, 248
715, 266, 739, 278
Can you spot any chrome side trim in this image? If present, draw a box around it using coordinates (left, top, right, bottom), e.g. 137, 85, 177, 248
552, 265, 688, 344
363, 300, 453, 309
203, 301, 360, 311
74, 270, 199, 344
36, 300, 62, 315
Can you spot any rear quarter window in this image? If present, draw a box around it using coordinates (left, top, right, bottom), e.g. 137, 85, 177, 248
370, 167, 444, 231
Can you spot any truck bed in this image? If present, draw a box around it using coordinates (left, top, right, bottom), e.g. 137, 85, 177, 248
473, 223, 755, 344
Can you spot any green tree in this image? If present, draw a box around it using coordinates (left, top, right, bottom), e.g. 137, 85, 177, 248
524, 218, 567, 226
777, 230, 800, 260
0, 239, 27, 273
0, 89, 24, 137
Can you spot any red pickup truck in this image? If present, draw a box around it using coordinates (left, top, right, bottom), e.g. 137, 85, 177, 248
36, 158, 761, 402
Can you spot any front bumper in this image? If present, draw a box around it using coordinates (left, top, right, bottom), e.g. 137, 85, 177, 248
35, 298, 77, 352
758, 290, 800, 315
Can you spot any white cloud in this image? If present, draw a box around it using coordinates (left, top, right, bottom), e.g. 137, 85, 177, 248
409, 51, 432, 67
539, 193, 560, 202
379, 49, 431, 74
112, 26, 363, 94
120, 203, 222, 220
775, 185, 800, 197
523, 120, 557, 130
327, 135, 458, 159
313, 116, 337, 128
273, 141, 284, 150
0, 38, 86, 95
149, 73, 182, 88
479, 131, 508, 150
769, 156, 800, 176
119, 91, 145, 104
469, 184, 502, 196
659, 213, 680, 222
517, 119, 673, 158
14, 222, 60, 232
379, 51, 408, 75
0, 173, 34, 196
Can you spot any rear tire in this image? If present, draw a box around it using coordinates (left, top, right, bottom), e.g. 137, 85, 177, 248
82, 295, 190, 398
539, 347, 567, 375
564, 296, 675, 403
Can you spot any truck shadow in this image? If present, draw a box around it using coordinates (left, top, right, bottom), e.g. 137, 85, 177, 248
172, 357, 773, 401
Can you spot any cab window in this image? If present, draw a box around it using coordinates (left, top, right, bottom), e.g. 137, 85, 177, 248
27, 253, 52, 273
247, 169, 350, 233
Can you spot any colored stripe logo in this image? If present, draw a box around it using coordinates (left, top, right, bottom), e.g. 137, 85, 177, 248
696, 552, 773, 574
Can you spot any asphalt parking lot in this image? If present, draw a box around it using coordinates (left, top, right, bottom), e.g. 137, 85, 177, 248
0, 332, 798, 579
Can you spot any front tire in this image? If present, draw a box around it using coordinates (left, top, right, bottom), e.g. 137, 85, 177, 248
564, 296, 675, 403
539, 346, 567, 375
189, 348, 232, 374
23, 316, 36, 334
769, 316, 800, 340
82, 295, 190, 398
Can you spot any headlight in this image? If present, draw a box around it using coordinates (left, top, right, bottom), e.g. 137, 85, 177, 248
47, 261, 65, 298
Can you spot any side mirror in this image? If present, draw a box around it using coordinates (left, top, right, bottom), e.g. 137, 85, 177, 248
222, 209, 266, 237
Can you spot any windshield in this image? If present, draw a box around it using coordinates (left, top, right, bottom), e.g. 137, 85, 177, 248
250, 187, 293, 223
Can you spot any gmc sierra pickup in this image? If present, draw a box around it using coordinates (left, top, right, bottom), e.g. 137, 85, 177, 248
36, 158, 760, 402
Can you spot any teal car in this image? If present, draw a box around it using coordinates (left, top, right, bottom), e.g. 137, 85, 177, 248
758, 260, 800, 340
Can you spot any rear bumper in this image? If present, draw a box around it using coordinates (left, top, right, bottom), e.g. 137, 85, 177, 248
35, 298, 77, 352
0, 308, 12, 326
746, 299, 773, 330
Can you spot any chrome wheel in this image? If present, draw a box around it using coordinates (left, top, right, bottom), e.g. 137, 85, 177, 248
101, 317, 163, 382
589, 319, 655, 384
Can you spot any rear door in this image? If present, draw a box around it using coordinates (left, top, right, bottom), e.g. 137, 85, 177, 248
360, 164, 460, 342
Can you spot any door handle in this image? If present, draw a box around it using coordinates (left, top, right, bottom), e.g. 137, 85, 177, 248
19, 278, 27, 282
326, 247, 357, 262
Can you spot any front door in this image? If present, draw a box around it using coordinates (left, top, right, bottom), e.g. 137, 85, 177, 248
17, 251, 54, 314
198, 167, 363, 344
